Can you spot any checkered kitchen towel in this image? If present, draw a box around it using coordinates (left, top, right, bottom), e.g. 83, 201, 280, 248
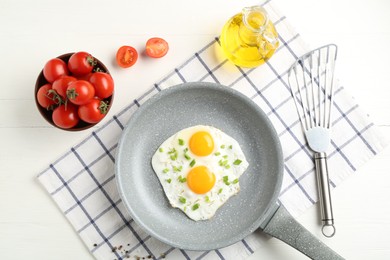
37, 0, 388, 259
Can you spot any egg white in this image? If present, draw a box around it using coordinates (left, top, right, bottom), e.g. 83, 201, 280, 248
151, 125, 249, 221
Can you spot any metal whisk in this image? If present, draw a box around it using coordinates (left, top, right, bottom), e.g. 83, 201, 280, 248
288, 44, 338, 237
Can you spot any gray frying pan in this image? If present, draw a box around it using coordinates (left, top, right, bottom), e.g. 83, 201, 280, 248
115, 82, 343, 259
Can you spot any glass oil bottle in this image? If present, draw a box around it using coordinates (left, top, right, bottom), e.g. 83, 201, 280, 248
220, 6, 279, 68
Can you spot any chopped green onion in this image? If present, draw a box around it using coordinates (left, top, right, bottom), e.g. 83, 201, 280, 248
183, 148, 188, 153
218, 188, 223, 194
168, 148, 178, 161
232, 178, 239, 184
223, 176, 230, 185
184, 206, 187, 212
170, 153, 178, 161
162, 168, 169, 173
214, 152, 221, 156
166, 178, 172, 183
173, 165, 182, 172
178, 175, 187, 183
184, 153, 191, 160
220, 145, 225, 149
225, 165, 231, 169
222, 155, 228, 159
159, 147, 164, 152
205, 196, 210, 203
168, 148, 176, 154
219, 159, 228, 167
192, 203, 200, 211
189, 159, 196, 167
233, 159, 242, 165
229, 145, 233, 149
179, 196, 186, 204
178, 139, 184, 146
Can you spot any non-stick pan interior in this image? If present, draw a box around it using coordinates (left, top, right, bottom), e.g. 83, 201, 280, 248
116, 82, 284, 250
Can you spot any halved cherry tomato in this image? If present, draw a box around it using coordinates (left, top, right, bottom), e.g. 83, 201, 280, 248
89, 72, 114, 99
78, 98, 108, 124
145, 37, 169, 58
68, 52, 96, 76
52, 75, 77, 98
52, 103, 79, 129
116, 46, 138, 68
43, 58, 69, 83
66, 80, 95, 105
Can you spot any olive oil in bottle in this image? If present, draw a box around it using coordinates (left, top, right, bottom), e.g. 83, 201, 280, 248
220, 6, 279, 68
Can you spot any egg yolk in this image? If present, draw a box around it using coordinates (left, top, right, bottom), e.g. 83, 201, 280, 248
187, 166, 216, 194
189, 131, 214, 156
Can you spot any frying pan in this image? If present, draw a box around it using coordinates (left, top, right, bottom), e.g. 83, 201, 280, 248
115, 82, 343, 259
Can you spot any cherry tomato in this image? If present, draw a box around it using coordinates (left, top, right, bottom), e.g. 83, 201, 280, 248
52, 103, 79, 129
66, 80, 95, 105
76, 72, 92, 82
43, 58, 69, 83
52, 75, 77, 98
68, 52, 96, 76
89, 72, 114, 99
37, 84, 56, 109
116, 46, 138, 68
145, 37, 169, 58
78, 98, 108, 124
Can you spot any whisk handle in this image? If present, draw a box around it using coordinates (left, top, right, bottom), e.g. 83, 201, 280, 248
314, 152, 336, 237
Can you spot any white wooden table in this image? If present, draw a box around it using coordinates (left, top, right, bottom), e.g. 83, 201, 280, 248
1, 0, 389, 259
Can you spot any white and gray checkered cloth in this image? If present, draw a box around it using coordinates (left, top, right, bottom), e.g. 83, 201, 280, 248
37, 0, 388, 259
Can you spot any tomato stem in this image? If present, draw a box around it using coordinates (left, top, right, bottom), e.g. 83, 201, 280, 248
87, 55, 97, 67
45, 89, 65, 110
99, 100, 109, 114
93, 67, 105, 73
67, 88, 79, 100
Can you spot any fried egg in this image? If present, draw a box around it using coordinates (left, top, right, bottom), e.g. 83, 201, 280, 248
151, 125, 249, 221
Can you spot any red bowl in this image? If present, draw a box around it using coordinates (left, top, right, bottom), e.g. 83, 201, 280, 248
34, 53, 113, 131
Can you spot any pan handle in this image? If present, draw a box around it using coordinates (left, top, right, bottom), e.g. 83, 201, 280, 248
260, 204, 344, 260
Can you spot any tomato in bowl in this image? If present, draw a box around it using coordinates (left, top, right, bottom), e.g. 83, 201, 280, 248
34, 52, 114, 131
